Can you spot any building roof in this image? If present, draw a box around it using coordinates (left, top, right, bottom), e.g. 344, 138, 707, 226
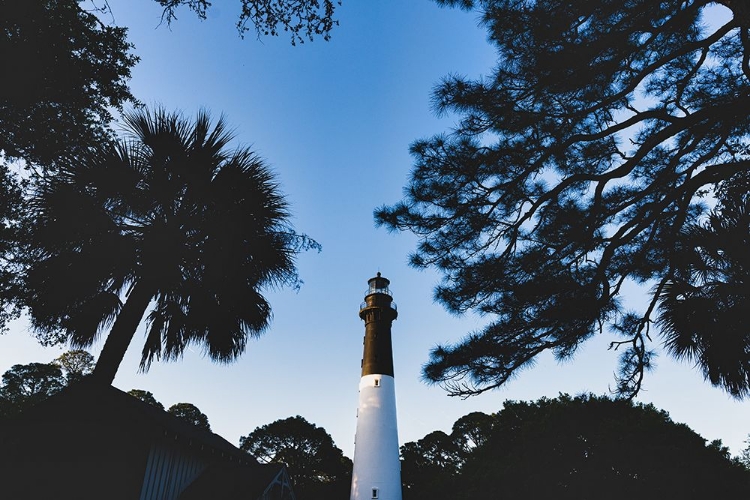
18, 380, 256, 463
0, 380, 294, 499
178, 461, 289, 500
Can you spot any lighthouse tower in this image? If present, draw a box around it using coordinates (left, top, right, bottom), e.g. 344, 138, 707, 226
350, 273, 402, 500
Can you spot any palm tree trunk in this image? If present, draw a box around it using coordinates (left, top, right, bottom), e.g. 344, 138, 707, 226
91, 280, 154, 386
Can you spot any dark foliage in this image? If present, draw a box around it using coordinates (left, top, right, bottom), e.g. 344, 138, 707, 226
126, 391, 212, 431
0, 0, 138, 334
463, 395, 750, 499
0, 351, 94, 418
401, 411, 496, 500
154, 0, 340, 45
450, 410, 495, 452
168, 402, 211, 431
401, 394, 750, 499
0, 362, 65, 418
741, 434, 750, 468
658, 193, 750, 397
22, 107, 319, 385
400, 431, 463, 500
127, 389, 165, 411
53, 349, 95, 384
0, 167, 23, 333
240, 415, 352, 499
377, 0, 750, 397
0, 0, 138, 166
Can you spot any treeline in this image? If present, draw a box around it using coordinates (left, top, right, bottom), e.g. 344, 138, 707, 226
4, 358, 749, 499
239, 393, 750, 499
400, 394, 750, 499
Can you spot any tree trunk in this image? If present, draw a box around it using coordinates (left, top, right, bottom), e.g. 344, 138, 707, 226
90, 279, 154, 386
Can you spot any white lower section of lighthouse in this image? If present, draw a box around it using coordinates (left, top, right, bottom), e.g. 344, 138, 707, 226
350, 374, 402, 500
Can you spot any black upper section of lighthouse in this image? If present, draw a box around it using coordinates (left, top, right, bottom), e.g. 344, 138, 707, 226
359, 273, 398, 377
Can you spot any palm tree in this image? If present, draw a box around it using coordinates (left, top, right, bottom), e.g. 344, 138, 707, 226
23, 107, 318, 385
657, 196, 750, 398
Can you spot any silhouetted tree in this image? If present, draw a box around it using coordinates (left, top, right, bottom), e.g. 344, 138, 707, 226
0, 0, 138, 166
400, 412, 494, 499
53, 350, 95, 384
377, 0, 750, 398
23, 107, 319, 385
400, 431, 462, 500
127, 391, 212, 431
0, 166, 23, 334
449, 410, 495, 452
0, 0, 138, 334
0, 351, 96, 417
657, 195, 750, 397
459, 395, 750, 499
400, 395, 750, 499
740, 435, 750, 469
0, 362, 65, 418
152, 0, 340, 45
1, 0, 336, 337
240, 415, 352, 499
168, 402, 211, 431
127, 389, 165, 411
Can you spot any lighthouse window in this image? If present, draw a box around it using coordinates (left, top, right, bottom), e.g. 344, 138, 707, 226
372, 488, 379, 498
374, 379, 380, 387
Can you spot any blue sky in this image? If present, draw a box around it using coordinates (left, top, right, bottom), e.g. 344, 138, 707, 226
1, 0, 748, 459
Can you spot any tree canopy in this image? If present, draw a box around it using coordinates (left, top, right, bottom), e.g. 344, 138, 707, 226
0, 362, 66, 418
741, 435, 750, 469
1, 0, 330, 338
400, 394, 750, 499
400, 430, 463, 500
400, 410, 495, 499
0, 0, 139, 334
168, 402, 211, 431
22, 107, 319, 384
0, 351, 95, 418
0, 0, 138, 166
126, 389, 165, 410
53, 349, 95, 384
377, 0, 750, 398
153, 0, 340, 45
127, 390, 212, 431
0, 165, 23, 334
240, 415, 352, 499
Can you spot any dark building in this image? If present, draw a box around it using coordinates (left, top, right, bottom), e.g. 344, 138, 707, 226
0, 381, 295, 499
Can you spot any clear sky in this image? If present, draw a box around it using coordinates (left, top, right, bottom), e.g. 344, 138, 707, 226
1, 0, 748, 459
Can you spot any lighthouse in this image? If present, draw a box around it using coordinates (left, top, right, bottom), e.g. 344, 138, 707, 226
350, 273, 402, 500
